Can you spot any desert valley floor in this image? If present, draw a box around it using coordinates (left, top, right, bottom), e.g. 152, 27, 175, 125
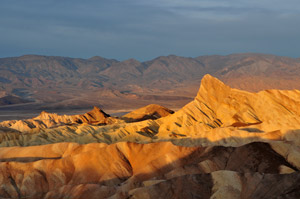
0, 75, 300, 198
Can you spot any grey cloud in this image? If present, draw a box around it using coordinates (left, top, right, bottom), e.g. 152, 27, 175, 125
0, 0, 300, 60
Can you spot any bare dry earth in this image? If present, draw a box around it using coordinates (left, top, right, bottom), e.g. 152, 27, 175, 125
0, 75, 300, 198
1, 53, 300, 111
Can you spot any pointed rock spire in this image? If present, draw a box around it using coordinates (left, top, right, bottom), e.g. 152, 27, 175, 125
196, 74, 231, 105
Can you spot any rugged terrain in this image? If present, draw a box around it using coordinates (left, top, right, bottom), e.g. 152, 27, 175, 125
1, 53, 300, 111
0, 75, 300, 198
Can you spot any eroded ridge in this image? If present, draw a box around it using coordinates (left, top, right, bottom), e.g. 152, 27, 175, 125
1, 75, 300, 198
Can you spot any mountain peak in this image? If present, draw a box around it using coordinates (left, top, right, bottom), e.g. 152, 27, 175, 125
198, 74, 230, 94
88, 56, 106, 60
122, 58, 141, 65
196, 74, 232, 105
88, 106, 110, 118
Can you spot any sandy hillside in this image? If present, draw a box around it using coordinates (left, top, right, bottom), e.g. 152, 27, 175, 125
1, 74, 300, 198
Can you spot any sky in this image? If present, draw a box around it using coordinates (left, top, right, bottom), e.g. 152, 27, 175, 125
1, 0, 300, 61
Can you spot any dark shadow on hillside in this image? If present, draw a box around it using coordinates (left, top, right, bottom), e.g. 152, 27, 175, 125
0, 156, 61, 163
240, 127, 264, 133
1, 133, 300, 198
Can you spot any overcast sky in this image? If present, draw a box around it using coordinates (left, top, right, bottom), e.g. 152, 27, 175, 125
1, 0, 300, 61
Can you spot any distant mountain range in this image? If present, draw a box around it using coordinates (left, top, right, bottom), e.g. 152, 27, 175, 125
1, 53, 300, 110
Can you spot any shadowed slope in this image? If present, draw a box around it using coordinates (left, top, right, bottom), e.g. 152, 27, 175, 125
0, 95, 32, 105
0, 141, 299, 198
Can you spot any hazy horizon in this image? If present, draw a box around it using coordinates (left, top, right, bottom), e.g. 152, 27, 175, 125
0, 52, 299, 63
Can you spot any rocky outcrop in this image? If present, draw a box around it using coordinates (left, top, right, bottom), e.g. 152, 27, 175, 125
0, 106, 115, 134
35, 106, 111, 125
121, 104, 174, 122
1, 75, 300, 198
0, 74, 299, 150
128, 171, 300, 199
2, 75, 300, 147
0, 141, 299, 198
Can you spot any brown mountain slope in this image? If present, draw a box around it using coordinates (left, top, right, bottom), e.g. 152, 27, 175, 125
0, 95, 31, 105
1, 53, 300, 111
1, 75, 300, 198
1, 74, 300, 147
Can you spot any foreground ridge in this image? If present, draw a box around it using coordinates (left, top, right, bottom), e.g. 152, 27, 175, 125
0, 74, 300, 198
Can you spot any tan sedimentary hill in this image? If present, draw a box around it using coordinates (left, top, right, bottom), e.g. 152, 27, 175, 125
0, 106, 116, 134
0, 104, 173, 136
1, 75, 300, 198
0, 141, 299, 198
35, 106, 111, 125
121, 104, 174, 122
1, 74, 300, 147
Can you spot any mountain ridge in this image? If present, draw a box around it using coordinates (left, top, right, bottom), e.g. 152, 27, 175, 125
1, 75, 300, 198
1, 53, 300, 111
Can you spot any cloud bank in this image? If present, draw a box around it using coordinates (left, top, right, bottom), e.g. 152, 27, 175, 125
1, 0, 300, 60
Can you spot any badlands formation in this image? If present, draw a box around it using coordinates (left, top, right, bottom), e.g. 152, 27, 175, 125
0, 74, 300, 198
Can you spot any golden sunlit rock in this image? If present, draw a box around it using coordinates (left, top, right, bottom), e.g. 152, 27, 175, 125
121, 104, 174, 122
1, 74, 300, 198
